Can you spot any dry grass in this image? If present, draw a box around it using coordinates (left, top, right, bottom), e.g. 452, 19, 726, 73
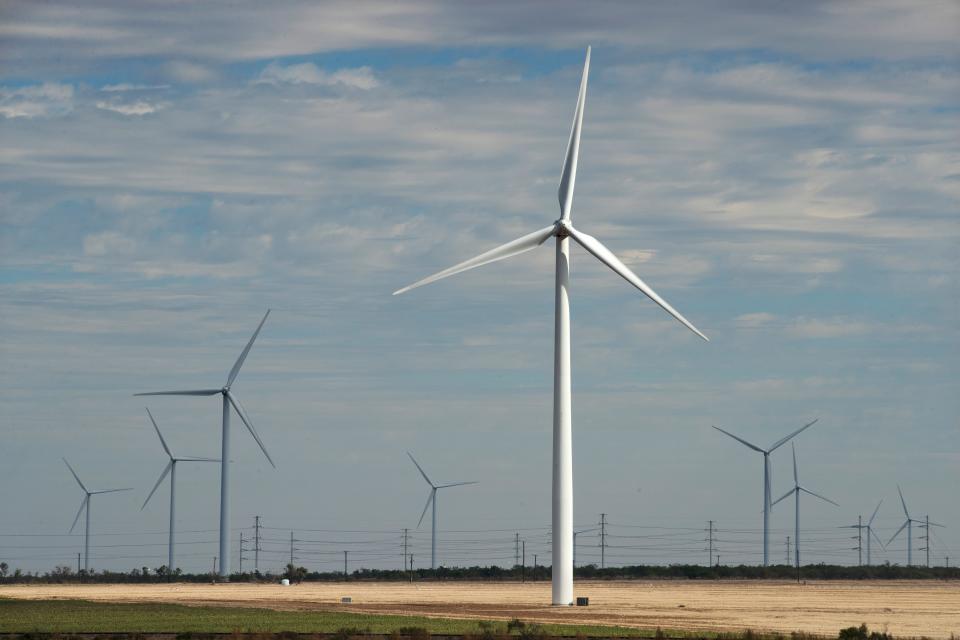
2, 580, 958, 639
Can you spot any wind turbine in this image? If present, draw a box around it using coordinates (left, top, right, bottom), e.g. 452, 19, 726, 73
842, 499, 884, 565
408, 452, 477, 570
771, 443, 838, 569
887, 485, 923, 566
63, 458, 132, 573
712, 418, 818, 566
140, 407, 219, 574
135, 309, 274, 579
393, 47, 708, 606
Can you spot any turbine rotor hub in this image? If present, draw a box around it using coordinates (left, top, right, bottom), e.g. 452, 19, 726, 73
554, 219, 571, 237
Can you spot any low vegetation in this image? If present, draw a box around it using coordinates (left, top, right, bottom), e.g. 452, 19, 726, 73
0, 600, 920, 640
0, 562, 956, 584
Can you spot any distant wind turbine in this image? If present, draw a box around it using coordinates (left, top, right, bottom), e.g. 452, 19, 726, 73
772, 443, 838, 569
140, 407, 219, 574
712, 418, 818, 566
135, 310, 274, 579
394, 46, 708, 606
842, 499, 885, 565
408, 452, 477, 570
887, 485, 924, 566
63, 458, 132, 573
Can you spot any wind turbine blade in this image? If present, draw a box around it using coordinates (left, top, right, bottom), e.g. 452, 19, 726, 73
792, 442, 799, 486
91, 488, 133, 494
897, 485, 910, 519
226, 309, 271, 388
62, 458, 87, 492
226, 391, 275, 468
177, 457, 220, 462
928, 521, 945, 527
145, 408, 172, 458
887, 520, 908, 545
712, 426, 764, 453
417, 490, 434, 528
436, 481, 478, 489
407, 452, 434, 487
868, 499, 883, 527
800, 487, 839, 507
771, 488, 794, 506
134, 389, 222, 396
69, 496, 87, 533
565, 225, 708, 341
141, 462, 173, 510
558, 46, 590, 220
393, 225, 556, 296
768, 418, 819, 452
870, 527, 886, 550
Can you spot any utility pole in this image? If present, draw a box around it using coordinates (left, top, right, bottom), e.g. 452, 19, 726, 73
786, 536, 791, 565
290, 531, 295, 567
213, 556, 217, 576
922, 515, 931, 568
533, 554, 537, 574
409, 554, 414, 580
344, 550, 348, 579
403, 529, 409, 573
858, 515, 863, 566
254, 516, 261, 573
239, 532, 244, 574
515, 533, 520, 567
77, 552, 81, 578
716, 554, 720, 567
707, 520, 713, 567
522, 540, 526, 583
600, 513, 607, 569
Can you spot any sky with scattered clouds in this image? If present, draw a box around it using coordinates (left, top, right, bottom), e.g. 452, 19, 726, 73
1, 1, 958, 574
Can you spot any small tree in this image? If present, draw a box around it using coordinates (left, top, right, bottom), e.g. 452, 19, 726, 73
0, 562, 8, 577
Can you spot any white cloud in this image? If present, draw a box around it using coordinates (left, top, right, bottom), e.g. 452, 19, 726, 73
787, 316, 871, 339
95, 99, 166, 116
735, 312, 776, 329
0, 83, 73, 118
256, 62, 379, 90
82, 231, 136, 257
100, 83, 169, 92
165, 60, 215, 83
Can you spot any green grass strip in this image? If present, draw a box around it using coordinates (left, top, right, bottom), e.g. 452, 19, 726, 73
0, 599, 663, 637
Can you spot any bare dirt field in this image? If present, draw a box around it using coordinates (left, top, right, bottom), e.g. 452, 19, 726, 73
2, 580, 958, 638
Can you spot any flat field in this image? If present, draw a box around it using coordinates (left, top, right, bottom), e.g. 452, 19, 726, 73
2, 580, 958, 638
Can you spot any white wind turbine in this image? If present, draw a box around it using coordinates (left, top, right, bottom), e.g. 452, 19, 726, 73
408, 452, 477, 570
135, 310, 274, 579
63, 458, 132, 573
140, 407, 219, 574
772, 443, 838, 569
393, 47, 708, 606
712, 418, 818, 566
887, 485, 923, 566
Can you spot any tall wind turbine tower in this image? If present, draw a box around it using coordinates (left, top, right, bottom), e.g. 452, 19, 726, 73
63, 458, 132, 572
771, 443, 838, 568
140, 408, 219, 573
712, 418, 818, 565
408, 452, 477, 570
135, 310, 275, 579
888, 485, 923, 566
393, 47, 708, 606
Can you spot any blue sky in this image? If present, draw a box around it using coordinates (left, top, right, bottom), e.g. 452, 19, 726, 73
1, 1, 958, 573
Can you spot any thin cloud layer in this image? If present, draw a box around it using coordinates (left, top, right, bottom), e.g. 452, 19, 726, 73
0, 1, 957, 573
